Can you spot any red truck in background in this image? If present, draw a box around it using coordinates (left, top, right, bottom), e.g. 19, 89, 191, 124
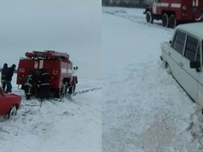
144, 0, 203, 28
16, 50, 78, 98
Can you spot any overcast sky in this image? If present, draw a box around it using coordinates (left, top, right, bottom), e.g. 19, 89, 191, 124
0, 0, 101, 79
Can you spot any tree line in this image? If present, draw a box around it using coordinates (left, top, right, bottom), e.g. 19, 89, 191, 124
102, 0, 154, 8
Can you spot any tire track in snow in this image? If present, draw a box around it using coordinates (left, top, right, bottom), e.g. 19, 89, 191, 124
104, 10, 173, 33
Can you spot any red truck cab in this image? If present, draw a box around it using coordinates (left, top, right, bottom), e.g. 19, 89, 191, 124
144, 0, 203, 28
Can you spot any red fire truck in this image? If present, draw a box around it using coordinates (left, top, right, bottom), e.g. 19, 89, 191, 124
16, 50, 78, 98
144, 0, 203, 28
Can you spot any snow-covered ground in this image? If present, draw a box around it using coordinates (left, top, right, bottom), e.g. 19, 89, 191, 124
102, 7, 203, 152
2, 4, 203, 152
0, 76, 102, 151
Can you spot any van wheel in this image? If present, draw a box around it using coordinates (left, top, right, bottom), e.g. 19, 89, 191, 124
169, 15, 177, 28
162, 13, 169, 27
146, 11, 153, 23
166, 63, 171, 74
164, 61, 167, 68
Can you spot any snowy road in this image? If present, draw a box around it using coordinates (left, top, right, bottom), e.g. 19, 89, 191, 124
102, 7, 203, 152
0, 77, 102, 152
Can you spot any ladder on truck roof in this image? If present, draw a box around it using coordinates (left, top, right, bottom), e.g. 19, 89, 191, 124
25, 50, 70, 61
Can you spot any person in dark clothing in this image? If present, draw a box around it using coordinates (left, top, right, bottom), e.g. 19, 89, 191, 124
38, 68, 50, 100
1, 63, 8, 90
6, 64, 16, 93
24, 71, 35, 100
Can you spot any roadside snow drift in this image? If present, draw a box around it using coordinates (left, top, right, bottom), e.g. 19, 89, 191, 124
102, 7, 203, 152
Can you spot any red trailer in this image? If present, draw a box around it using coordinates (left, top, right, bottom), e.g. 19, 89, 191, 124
16, 50, 78, 98
144, 0, 203, 28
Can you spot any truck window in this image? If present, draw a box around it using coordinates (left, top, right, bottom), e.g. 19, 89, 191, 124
172, 31, 186, 55
184, 35, 198, 61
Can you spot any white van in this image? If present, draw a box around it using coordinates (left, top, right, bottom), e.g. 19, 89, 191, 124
160, 23, 203, 107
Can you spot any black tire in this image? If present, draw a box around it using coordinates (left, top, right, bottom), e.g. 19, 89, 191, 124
162, 13, 169, 27
164, 61, 168, 68
10, 105, 17, 116
5, 105, 17, 119
54, 85, 65, 98
64, 83, 68, 95
54, 88, 60, 98
60, 82, 68, 97
68, 87, 72, 94
73, 84, 76, 92
68, 84, 76, 94
146, 11, 153, 23
53, 81, 69, 98
169, 15, 177, 28
166, 63, 171, 74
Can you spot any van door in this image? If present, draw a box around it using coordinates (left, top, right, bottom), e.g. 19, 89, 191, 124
179, 35, 199, 102
169, 31, 187, 82
197, 73, 203, 107
197, 40, 203, 107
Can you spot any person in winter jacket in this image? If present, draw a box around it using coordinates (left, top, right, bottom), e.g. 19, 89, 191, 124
24, 71, 36, 100
1, 63, 8, 90
38, 68, 50, 100
6, 64, 16, 92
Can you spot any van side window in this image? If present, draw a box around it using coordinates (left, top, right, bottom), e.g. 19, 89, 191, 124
172, 31, 186, 54
195, 46, 200, 62
184, 36, 198, 61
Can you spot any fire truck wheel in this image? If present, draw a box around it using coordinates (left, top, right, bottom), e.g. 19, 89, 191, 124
146, 11, 153, 23
162, 13, 169, 27
64, 84, 68, 95
169, 15, 177, 28
68, 85, 76, 94
68, 87, 73, 94
73, 85, 76, 92
60, 82, 68, 97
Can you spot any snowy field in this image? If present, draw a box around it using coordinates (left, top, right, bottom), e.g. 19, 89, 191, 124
102, 6, 203, 152
0, 75, 102, 151
0, 2, 102, 152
